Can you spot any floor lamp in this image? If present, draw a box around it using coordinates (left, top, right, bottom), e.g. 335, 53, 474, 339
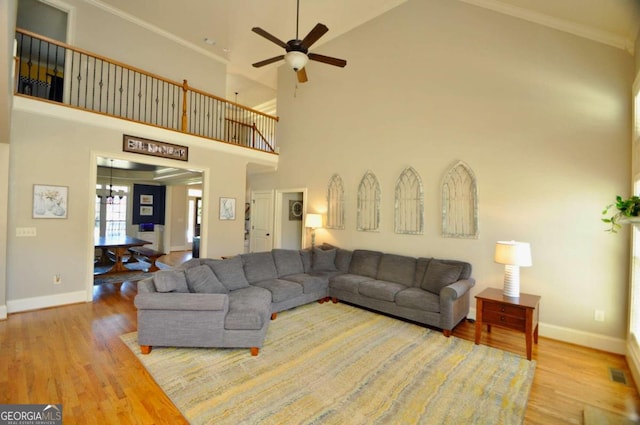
494, 241, 532, 298
305, 214, 322, 248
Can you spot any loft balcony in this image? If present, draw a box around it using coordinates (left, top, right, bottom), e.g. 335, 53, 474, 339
13, 29, 279, 154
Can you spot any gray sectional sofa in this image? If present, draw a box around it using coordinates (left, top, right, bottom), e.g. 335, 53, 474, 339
134, 245, 474, 356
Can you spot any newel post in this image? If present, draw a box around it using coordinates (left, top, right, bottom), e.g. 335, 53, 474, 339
181, 79, 189, 132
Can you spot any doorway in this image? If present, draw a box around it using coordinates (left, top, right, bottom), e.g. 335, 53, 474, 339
90, 154, 204, 297
274, 188, 308, 250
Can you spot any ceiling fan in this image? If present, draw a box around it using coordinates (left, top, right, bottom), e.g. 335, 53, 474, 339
251, 0, 347, 83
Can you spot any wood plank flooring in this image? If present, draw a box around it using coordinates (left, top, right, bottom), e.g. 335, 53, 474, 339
0, 250, 638, 424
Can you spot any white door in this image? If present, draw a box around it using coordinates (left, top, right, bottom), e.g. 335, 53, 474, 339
250, 190, 274, 252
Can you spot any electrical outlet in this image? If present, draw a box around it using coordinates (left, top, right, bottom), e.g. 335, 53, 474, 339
53, 274, 61, 285
594, 309, 605, 322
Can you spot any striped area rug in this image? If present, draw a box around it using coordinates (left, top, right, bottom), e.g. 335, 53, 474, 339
121, 302, 535, 424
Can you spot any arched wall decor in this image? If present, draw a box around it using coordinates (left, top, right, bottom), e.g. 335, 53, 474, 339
395, 167, 424, 234
442, 161, 479, 238
357, 171, 381, 232
326, 174, 345, 229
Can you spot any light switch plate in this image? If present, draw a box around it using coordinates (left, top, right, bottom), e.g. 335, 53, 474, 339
16, 227, 37, 237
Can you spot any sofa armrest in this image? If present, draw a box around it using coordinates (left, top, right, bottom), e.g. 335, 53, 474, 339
440, 278, 476, 302
134, 292, 228, 312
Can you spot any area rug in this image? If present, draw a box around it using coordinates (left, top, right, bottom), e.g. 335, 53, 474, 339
121, 302, 536, 425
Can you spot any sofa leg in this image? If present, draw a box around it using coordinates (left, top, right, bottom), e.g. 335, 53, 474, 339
443, 329, 452, 337
140, 345, 152, 354
250, 347, 259, 356
331, 297, 339, 304
271, 312, 278, 320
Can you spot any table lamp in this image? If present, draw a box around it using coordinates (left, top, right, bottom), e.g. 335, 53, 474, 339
494, 241, 532, 298
305, 214, 322, 248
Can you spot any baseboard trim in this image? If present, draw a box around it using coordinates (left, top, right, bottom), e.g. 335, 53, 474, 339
469, 307, 626, 354
0, 304, 7, 320
7, 291, 88, 314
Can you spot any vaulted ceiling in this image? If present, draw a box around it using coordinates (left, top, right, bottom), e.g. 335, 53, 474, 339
95, 0, 640, 109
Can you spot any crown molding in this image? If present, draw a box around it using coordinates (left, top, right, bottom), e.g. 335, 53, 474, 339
84, 0, 229, 65
458, 0, 635, 54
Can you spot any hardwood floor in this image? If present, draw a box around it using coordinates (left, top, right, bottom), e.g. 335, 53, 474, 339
0, 250, 638, 424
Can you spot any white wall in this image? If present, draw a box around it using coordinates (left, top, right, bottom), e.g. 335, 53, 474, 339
6, 98, 276, 310
249, 0, 634, 352
50, 0, 227, 96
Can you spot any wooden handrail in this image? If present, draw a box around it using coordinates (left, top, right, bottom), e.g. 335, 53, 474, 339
15, 28, 280, 153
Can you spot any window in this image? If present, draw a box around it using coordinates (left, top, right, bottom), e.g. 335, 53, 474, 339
187, 188, 203, 243
630, 80, 640, 347
95, 184, 129, 239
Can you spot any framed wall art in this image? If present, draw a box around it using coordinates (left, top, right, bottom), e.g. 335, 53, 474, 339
220, 197, 236, 220
289, 200, 303, 220
33, 184, 68, 219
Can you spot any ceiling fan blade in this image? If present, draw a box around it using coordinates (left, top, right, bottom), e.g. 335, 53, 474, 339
300, 23, 328, 49
251, 27, 288, 49
297, 68, 308, 83
252, 55, 285, 68
308, 53, 347, 68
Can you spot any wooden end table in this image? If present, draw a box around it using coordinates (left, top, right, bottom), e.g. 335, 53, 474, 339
474, 287, 540, 360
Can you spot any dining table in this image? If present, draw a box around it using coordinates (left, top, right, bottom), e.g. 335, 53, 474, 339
95, 235, 151, 274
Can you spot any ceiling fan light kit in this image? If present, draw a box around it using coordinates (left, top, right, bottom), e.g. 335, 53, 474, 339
284, 51, 308, 71
251, 0, 347, 83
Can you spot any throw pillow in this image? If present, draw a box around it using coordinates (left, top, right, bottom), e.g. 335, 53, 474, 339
206, 256, 250, 291
153, 270, 186, 293
420, 260, 463, 294
312, 247, 337, 272
185, 265, 229, 294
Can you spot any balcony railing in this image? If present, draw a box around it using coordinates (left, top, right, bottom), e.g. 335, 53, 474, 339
14, 29, 278, 154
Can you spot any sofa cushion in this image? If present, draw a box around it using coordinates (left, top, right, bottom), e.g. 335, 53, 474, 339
329, 274, 374, 295
300, 249, 312, 273
272, 249, 305, 277
313, 248, 338, 272
281, 273, 328, 294
333, 249, 352, 273
252, 278, 304, 303
349, 250, 383, 278
178, 258, 204, 270
358, 280, 407, 302
185, 265, 229, 294
241, 252, 278, 283
420, 260, 463, 294
225, 286, 271, 330
205, 257, 250, 291
153, 270, 188, 293
396, 288, 440, 312
377, 254, 416, 286
413, 258, 433, 287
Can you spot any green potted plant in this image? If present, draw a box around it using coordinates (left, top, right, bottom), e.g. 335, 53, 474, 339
602, 195, 640, 233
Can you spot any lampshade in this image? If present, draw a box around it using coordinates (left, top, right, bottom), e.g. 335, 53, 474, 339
305, 213, 322, 229
494, 241, 532, 267
284, 51, 308, 71
494, 241, 532, 298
